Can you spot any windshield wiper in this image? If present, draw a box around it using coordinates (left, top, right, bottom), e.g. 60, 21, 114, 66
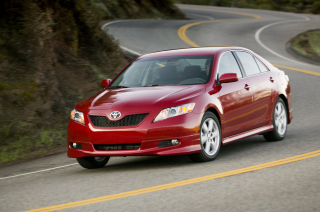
144, 84, 160, 87
107, 85, 129, 89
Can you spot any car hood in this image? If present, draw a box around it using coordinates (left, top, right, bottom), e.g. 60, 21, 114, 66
76, 85, 205, 110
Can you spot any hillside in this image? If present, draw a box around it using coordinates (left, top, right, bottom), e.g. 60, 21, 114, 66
0, 0, 184, 164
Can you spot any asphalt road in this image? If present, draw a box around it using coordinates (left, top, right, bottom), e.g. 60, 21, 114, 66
1, 4, 320, 212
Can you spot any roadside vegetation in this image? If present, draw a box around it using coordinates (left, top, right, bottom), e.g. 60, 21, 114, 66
287, 30, 320, 64
176, 0, 320, 14
0, 0, 184, 165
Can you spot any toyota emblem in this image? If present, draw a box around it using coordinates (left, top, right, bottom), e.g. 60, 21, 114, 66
110, 111, 121, 119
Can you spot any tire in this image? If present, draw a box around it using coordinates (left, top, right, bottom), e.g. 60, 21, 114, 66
263, 98, 288, 141
76, 157, 110, 169
189, 112, 221, 162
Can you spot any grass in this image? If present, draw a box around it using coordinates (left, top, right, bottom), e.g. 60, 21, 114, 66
290, 30, 320, 60
0, 128, 66, 164
309, 31, 320, 57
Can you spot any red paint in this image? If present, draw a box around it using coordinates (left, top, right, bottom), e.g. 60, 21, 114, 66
219, 73, 238, 83
67, 47, 293, 158
101, 79, 112, 88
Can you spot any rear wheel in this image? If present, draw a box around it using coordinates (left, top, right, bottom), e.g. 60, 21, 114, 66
189, 112, 221, 162
76, 157, 110, 169
264, 98, 288, 141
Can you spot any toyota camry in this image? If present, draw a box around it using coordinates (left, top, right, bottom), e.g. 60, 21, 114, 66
68, 47, 292, 169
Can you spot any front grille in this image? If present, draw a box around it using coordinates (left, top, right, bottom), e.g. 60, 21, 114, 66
94, 144, 141, 150
89, 113, 149, 127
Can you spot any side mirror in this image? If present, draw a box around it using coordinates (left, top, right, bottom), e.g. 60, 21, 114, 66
101, 79, 112, 88
219, 73, 238, 84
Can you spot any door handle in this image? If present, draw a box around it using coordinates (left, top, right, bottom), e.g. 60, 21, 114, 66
244, 84, 251, 90
270, 77, 274, 83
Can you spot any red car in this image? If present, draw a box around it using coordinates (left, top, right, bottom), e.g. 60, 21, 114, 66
68, 47, 292, 169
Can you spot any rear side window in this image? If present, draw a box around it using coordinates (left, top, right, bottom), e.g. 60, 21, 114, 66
218, 52, 243, 78
255, 58, 269, 73
235, 52, 260, 76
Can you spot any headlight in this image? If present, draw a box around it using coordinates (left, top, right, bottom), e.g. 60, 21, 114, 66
154, 103, 195, 122
70, 109, 85, 125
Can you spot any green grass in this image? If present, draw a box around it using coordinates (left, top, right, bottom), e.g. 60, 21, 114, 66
0, 129, 65, 164
291, 30, 320, 60
309, 31, 320, 56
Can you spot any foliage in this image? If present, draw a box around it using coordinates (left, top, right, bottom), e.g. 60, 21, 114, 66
0, 0, 184, 164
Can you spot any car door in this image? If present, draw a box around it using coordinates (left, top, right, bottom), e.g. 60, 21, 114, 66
234, 51, 274, 129
217, 51, 255, 138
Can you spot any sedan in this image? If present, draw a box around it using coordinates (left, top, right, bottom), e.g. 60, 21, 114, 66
68, 47, 292, 169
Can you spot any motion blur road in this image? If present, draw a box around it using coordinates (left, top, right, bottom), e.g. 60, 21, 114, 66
1, 4, 320, 212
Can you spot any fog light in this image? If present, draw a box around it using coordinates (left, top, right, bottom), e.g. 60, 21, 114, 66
171, 139, 179, 145
71, 142, 82, 150
158, 139, 180, 148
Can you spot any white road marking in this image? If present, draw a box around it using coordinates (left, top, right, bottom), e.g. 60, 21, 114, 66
254, 15, 310, 65
0, 163, 78, 180
101, 21, 142, 57
120, 46, 142, 57
101, 20, 125, 31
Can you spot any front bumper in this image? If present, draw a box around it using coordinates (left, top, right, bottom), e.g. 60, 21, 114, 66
67, 107, 203, 158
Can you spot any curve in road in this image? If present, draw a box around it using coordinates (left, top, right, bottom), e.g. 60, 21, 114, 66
177, 6, 320, 76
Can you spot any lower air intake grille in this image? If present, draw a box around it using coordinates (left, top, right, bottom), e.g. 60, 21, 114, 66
89, 113, 149, 127
94, 144, 141, 151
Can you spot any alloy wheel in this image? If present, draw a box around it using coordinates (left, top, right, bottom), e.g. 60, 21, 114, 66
274, 102, 287, 136
201, 118, 220, 156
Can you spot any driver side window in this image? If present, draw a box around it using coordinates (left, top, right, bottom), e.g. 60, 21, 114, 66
218, 52, 243, 78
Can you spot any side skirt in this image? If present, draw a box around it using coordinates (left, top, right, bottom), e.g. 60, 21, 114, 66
222, 124, 273, 145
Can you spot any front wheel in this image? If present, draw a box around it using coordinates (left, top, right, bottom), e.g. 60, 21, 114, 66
189, 112, 221, 162
264, 98, 288, 141
76, 157, 110, 169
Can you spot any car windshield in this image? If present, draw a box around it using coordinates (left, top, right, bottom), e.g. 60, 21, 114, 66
109, 55, 214, 88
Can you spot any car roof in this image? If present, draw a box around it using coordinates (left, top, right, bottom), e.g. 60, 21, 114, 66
139, 47, 248, 59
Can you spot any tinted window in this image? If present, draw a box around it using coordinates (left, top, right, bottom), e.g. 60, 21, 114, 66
235, 52, 260, 76
218, 52, 242, 78
255, 58, 269, 73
